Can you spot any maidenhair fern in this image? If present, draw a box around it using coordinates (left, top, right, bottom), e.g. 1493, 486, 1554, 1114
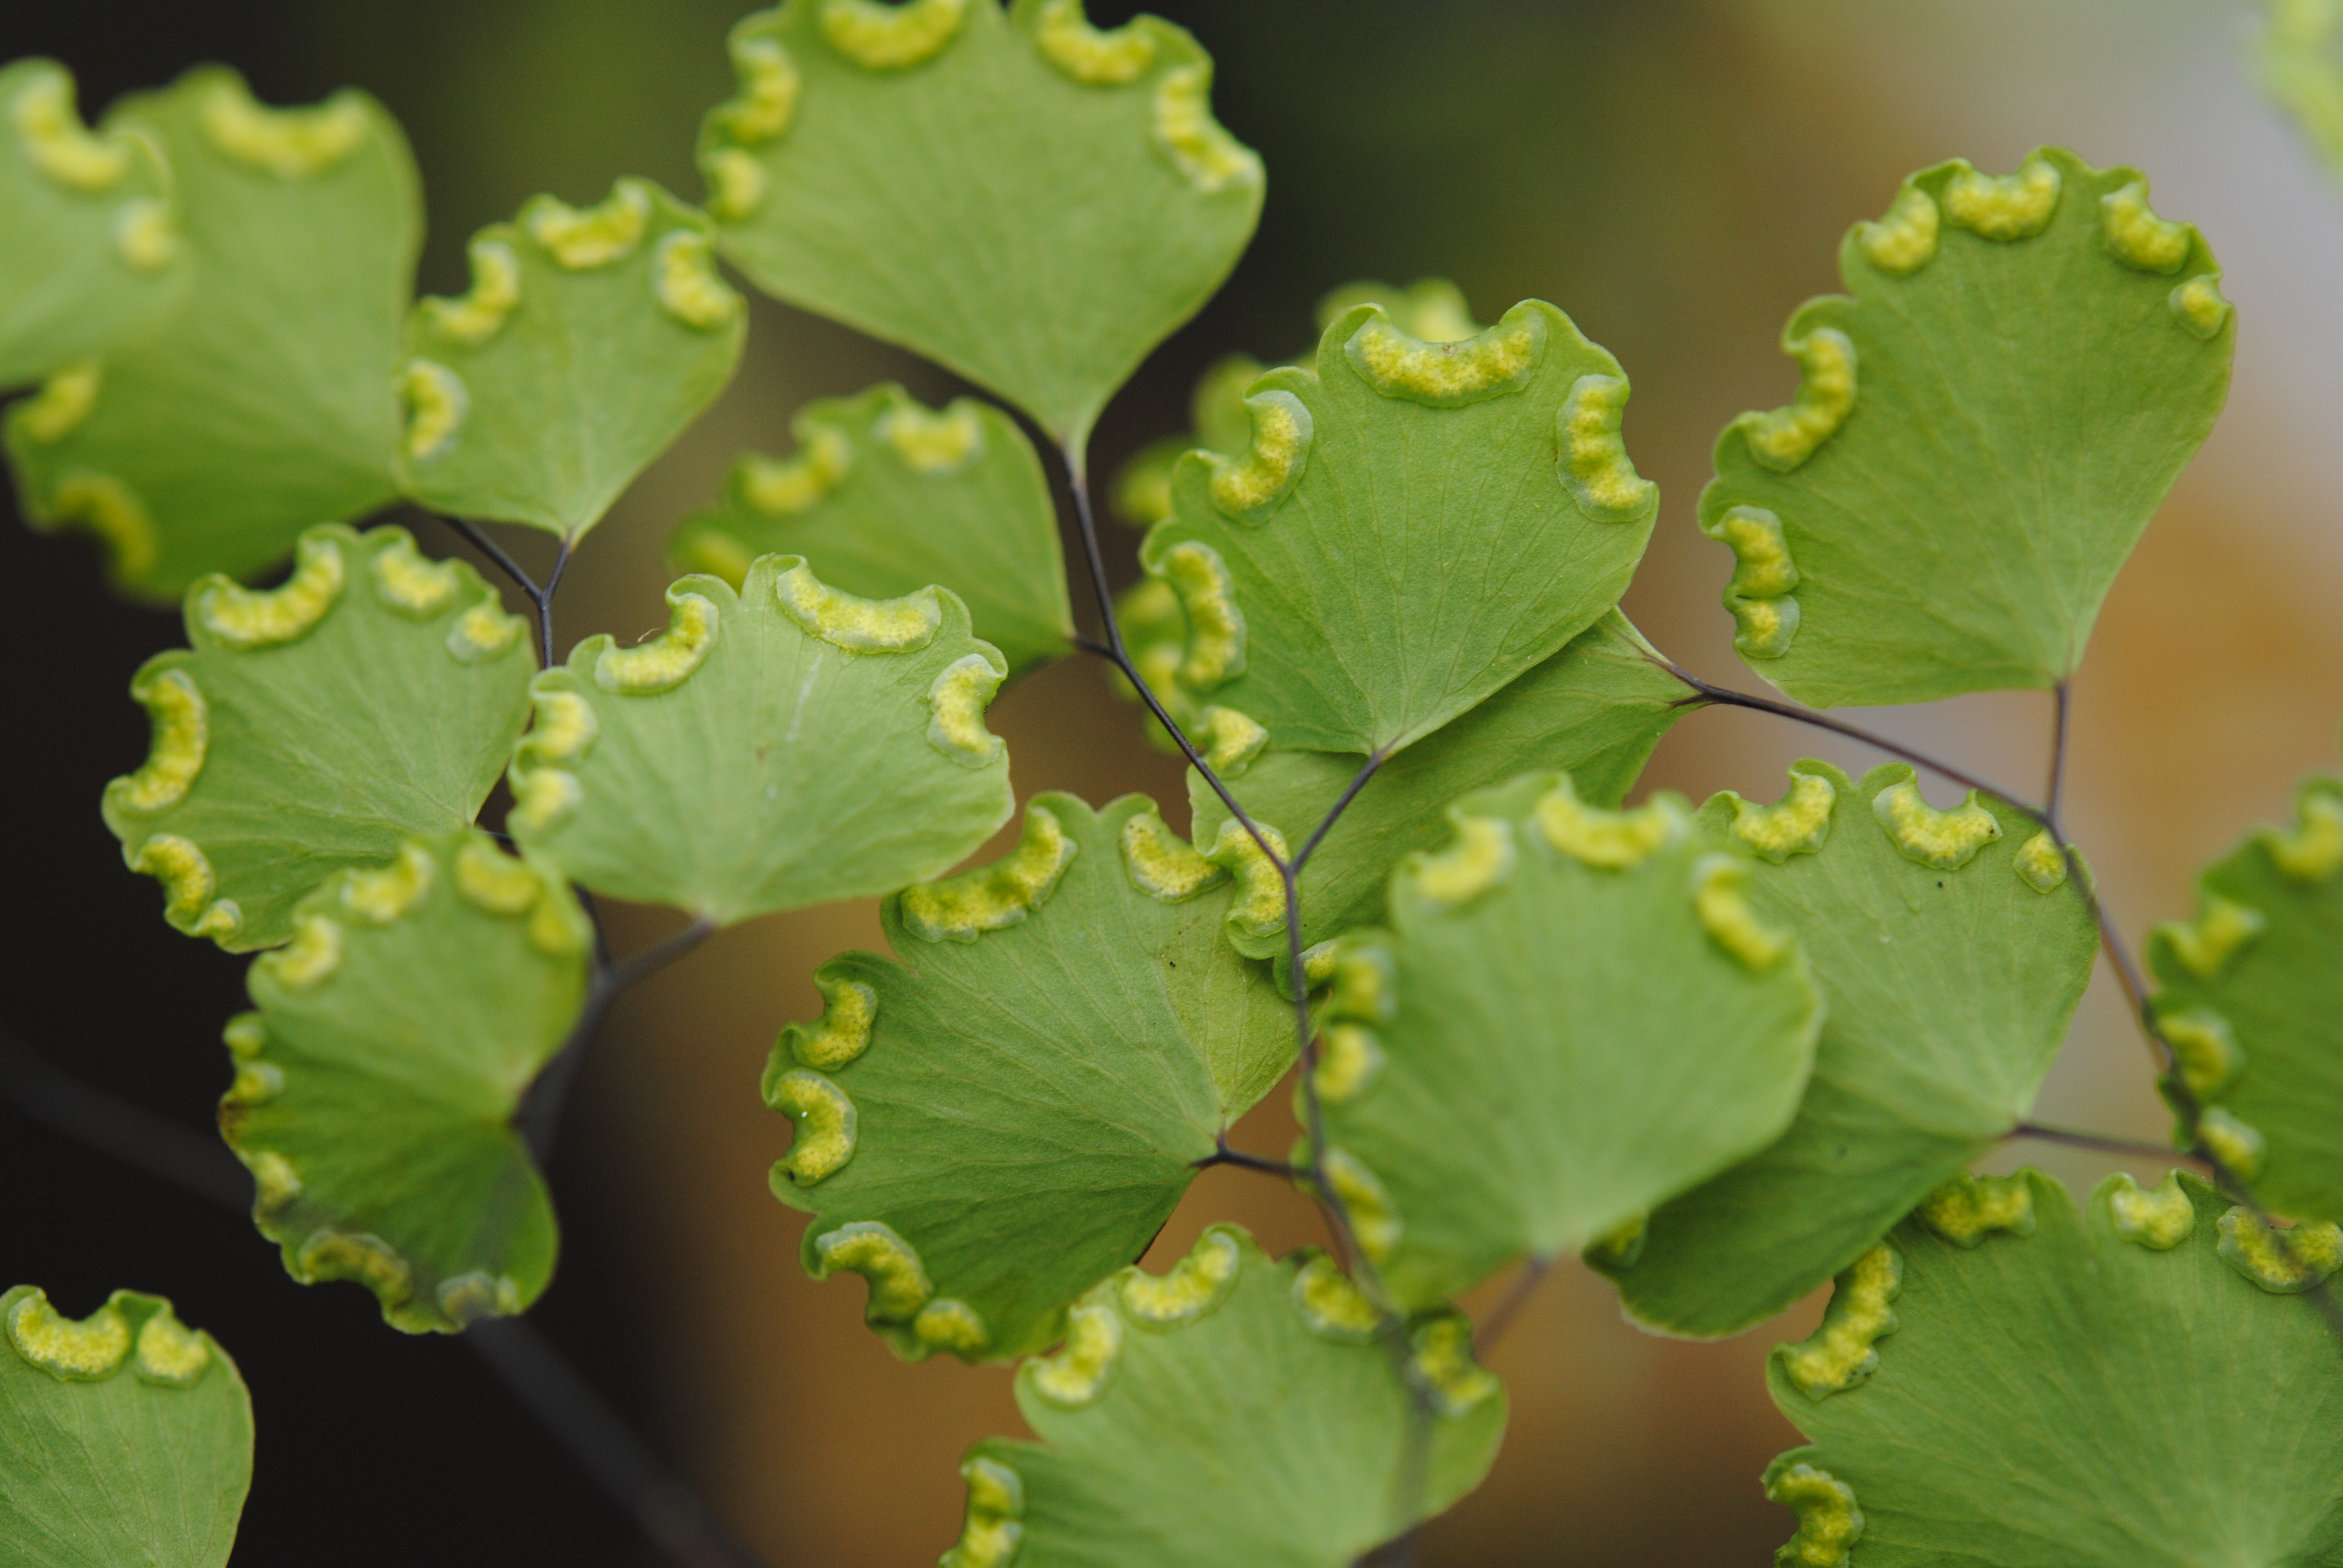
4, 4, 2339, 1566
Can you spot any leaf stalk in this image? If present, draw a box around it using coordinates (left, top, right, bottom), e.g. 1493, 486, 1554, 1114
442, 513, 572, 669
1058, 440, 1435, 1423
0, 1022, 771, 1568
1659, 655, 2343, 1339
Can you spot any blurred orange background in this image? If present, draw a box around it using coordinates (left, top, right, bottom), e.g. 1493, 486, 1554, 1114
7, 2, 2341, 1564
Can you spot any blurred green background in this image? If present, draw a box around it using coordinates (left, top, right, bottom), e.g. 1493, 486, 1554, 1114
5, 1, 2341, 1563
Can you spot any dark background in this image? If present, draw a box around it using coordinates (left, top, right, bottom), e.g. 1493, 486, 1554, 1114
6, 2, 2341, 1564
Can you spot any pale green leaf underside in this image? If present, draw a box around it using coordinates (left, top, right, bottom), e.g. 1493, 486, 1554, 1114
1703, 146, 2231, 707
954, 1226, 1504, 1567
509, 555, 1014, 925
1109, 277, 1483, 528
700, 0, 1261, 443
1325, 773, 1823, 1309
1767, 1171, 2343, 1568
393, 179, 745, 538
669, 382, 1073, 672
4, 67, 419, 599
224, 831, 591, 1334
0, 1287, 252, 1568
1108, 352, 1260, 528
1143, 301, 1657, 756
0, 60, 189, 387
1189, 610, 1687, 956
776, 793, 1292, 1362
1598, 760, 2097, 1338
101, 523, 534, 952
2148, 763, 2343, 1222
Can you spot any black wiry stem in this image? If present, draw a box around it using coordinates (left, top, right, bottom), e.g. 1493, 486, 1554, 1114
2010, 1120, 2205, 1165
1665, 657, 2343, 1339
1060, 445, 1282, 867
0, 1022, 773, 1568
2025, 698, 2343, 1338
523, 917, 716, 1160
1472, 1256, 1555, 1358
1653, 656, 2184, 1069
1059, 442, 1447, 1540
1058, 447, 1404, 1290
1192, 1133, 1299, 1178
1296, 751, 1388, 874
0, 1022, 247, 1208
465, 1319, 772, 1568
2047, 681, 2074, 828
577, 886, 616, 972
1651, 655, 2036, 810
444, 515, 569, 669
1284, 756, 1388, 1269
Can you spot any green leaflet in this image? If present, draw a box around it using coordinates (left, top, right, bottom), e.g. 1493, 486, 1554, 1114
101, 523, 534, 952
770, 794, 1292, 1362
1312, 278, 1481, 344
943, 1226, 1503, 1567
2146, 751, 2343, 1221
1109, 353, 1262, 529
221, 831, 591, 1334
0, 1286, 253, 1568
2258, 0, 2343, 192
1189, 610, 1688, 957
1106, 276, 1483, 530
1139, 300, 1657, 756
393, 179, 745, 539
0, 60, 189, 387
1764, 1171, 2343, 1568
667, 383, 1073, 673
1701, 147, 2231, 707
1106, 278, 1499, 761
508, 555, 1013, 925
4, 67, 419, 600
1315, 772, 1823, 1310
698, 0, 1260, 445
1594, 761, 2097, 1338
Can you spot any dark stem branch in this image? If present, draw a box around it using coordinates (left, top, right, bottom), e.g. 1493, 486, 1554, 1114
464, 1318, 772, 1568
1654, 655, 2183, 1074
1058, 441, 1429, 1401
1665, 653, 2343, 1337
0, 1022, 247, 1209
1651, 656, 2040, 815
1060, 442, 1283, 871
444, 515, 569, 669
0, 1022, 771, 1568
444, 513, 540, 600
1191, 1135, 1298, 1178
1472, 1256, 1554, 1358
602, 916, 717, 996
542, 537, 574, 612
1281, 756, 1391, 1290
523, 917, 716, 1160
577, 885, 615, 972
2047, 681, 2073, 829
1294, 751, 1388, 874
2024, 691, 2343, 1336
2009, 1120, 2201, 1164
